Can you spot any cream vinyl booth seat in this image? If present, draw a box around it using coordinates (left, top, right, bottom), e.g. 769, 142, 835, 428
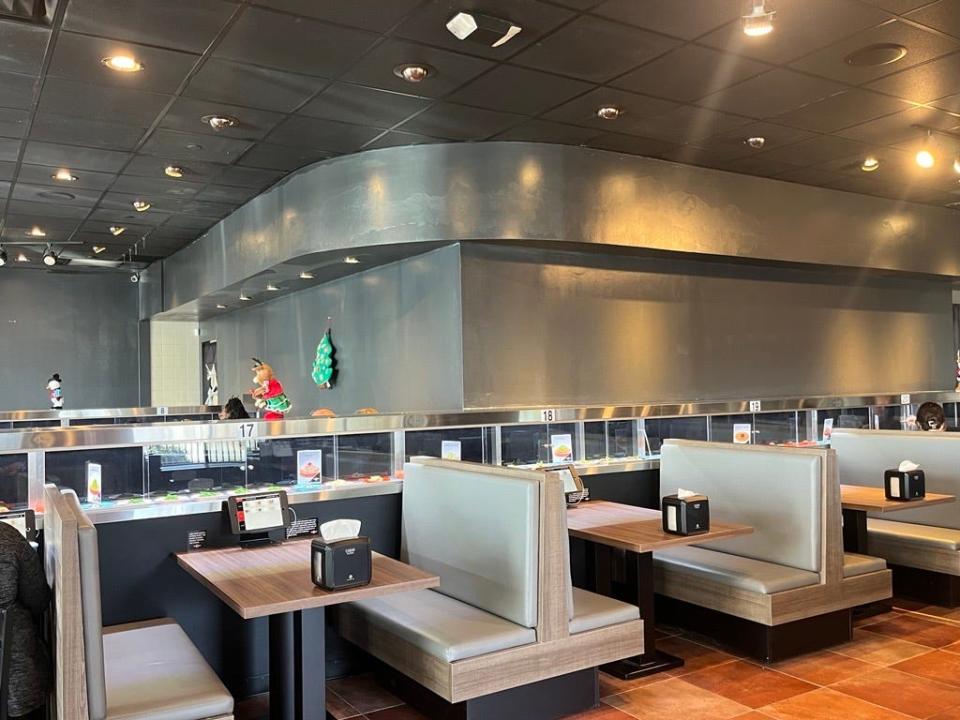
43, 485, 234, 720
339, 458, 644, 705
652, 441, 890, 649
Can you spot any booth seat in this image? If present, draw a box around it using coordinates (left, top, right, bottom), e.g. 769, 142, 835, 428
652, 440, 890, 660
339, 459, 644, 708
831, 429, 960, 603
43, 484, 234, 720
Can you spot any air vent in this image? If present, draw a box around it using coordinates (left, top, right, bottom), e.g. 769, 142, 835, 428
845, 43, 907, 67
0, 0, 52, 24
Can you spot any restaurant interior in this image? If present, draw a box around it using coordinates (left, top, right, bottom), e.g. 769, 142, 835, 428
5, 1, 960, 719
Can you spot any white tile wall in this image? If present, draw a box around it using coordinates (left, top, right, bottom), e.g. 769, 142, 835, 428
150, 320, 200, 406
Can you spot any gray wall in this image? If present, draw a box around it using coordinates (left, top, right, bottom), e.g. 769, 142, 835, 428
199, 245, 463, 415
460, 243, 954, 409
0, 271, 140, 410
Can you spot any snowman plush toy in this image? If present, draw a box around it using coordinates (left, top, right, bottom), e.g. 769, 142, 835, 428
47, 373, 63, 409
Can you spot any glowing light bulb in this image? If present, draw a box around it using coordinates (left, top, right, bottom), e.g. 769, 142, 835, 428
916, 148, 935, 169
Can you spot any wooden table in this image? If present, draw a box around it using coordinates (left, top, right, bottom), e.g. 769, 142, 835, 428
176, 539, 438, 720
567, 501, 753, 679
840, 484, 955, 554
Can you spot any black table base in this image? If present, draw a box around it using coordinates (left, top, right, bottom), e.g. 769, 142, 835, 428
268, 607, 333, 720
842, 508, 868, 554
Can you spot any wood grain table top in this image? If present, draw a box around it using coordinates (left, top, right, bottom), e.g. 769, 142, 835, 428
566, 500, 753, 554
175, 539, 439, 619
840, 484, 956, 513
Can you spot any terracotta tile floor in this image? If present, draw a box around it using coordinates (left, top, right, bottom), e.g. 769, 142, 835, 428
236, 600, 960, 720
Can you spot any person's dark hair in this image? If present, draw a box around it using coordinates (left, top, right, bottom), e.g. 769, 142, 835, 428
222, 397, 249, 420
50, 373, 61, 382
917, 402, 945, 431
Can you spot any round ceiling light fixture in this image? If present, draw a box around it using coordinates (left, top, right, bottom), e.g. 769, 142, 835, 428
742, 0, 775, 37
216, 303, 227, 309
845, 43, 908, 67
42, 246, 57, 267
92, 245, 106, 254
861, 156, 880, 172
953, 155, 960, 174
132, 200, 151, 212
52, 169, 77, 182
343, 256, 361, 264
15, 252, 28, 263
239, 293, 251, 301
266, 283, 280, 291
109, 225, 126, 236
916, 130, 935, 169
201, 114, 238, 131
393, 63, 431, 83
27, 226, 46, 238
164, 165, 184, 178
101, 55, 143, 72
596, 106, 623, 120
744, 136, 766, 149
0, 247, 6, 267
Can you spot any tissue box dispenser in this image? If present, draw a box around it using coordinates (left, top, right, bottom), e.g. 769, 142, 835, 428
311, 536, 372, 591
662, 494, 710, 536
884, 468, 925, 501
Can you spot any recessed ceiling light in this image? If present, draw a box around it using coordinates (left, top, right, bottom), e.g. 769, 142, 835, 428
744, 136, 766, 149
201, 114, 238, 131
742, 0, 775, 37
101, 55, 144, 72
132, 200, 151, 212
916, 148, 935, 168
299, 271, 314, 280
52, 169, 77, 182
239, 293, 251, 301
15, 252, 28, 263
164, 165, 184, 178
27, 226, 45, 237
343, 256, 360, 264
0, 248, 5, 267
845, 43, 907, 67
92, 245, 106, 254
393, 63, 431, 83
266, 283, 280, 291
861, 156, 880, 172
216, 304, 227, 309
109, 225, 126, 236
42, 246, 57, 266
596, 106, 622, 120
186, 143, 204, 151
953, 155, 960, 174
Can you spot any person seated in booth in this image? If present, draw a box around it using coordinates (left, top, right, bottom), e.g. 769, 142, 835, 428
0, 522, 50, 719
219, 397, 250, 421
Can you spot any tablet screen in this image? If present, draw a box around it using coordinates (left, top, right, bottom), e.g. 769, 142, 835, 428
234, 493, 285, 532
0, 513, 26, 538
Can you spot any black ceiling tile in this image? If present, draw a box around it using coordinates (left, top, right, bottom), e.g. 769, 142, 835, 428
194, 184, 259, 204
235, 143, 334, 171
716, 155, 802, 177
300, 83, 430, 128
341, 39, 496, 99
788, 19, 960, 85
62, 0, 237, 54
4, 213, 82, 231
362, 131, 447, 150
611, 45, 771, 103
7, 198, 89, 218
774, 166, 844, 186
908, 0, 960, 39
29, 113, 146, 150
213, 165, 284, 189
0, 108, 28, 138
773, 89, 911, 133
861, 0, 930, 15
0, 21, 49, 75
707, 121, 817, 152
543, 87, 679, 130
254, 0, 423, 32
163, 198, 236, 216
616, 105, 753, 144
10, 182, 102, 207
214, 6, 379, 77
512, 15, 681, 83
89, 206, 171, 226
185, 59, 326, 113
124, 154, 225, 181
491, 119, 603, 144
593, 0, 741, 40
47, 32, 200, 95
3, 224, 76, 242
22, 140, 131, 172
448, 65, 593, 116
110, 174, 205, 198
837, 105, 960, 145
931, 92, 960, 114
145, 225, 203, 241
160, 97, 286, 140
0, 71, 38, 110
585, 132, 677, 156
264, 116, 385, 152
0, 161, 16, 181
158, 214, 221, 230
754, 134, 873, 166
867, 51, 960, 102
393, 0, 575, 60
697, 69, 846, 119
0, 138, 21, 162
657, 144, 741, 169
395, 102, 525, 140
698, 0, 892, 65
38, 77, 171, 125
139, 128, 254, 163
549, 0, 601, 8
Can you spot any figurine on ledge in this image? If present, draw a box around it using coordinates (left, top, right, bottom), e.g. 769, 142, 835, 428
250, 358, 291, 421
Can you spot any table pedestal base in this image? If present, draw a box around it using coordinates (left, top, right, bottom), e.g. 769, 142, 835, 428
269, 607, 331, 720
601, 650, 684, 680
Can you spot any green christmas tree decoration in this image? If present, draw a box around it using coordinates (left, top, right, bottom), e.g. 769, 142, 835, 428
312, 329, 337, 388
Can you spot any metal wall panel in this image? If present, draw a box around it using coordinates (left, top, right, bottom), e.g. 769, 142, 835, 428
162, 142, 960, 312
460, 244, 954, 408
199, 244, 463, 415
0, 271, 140, 411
